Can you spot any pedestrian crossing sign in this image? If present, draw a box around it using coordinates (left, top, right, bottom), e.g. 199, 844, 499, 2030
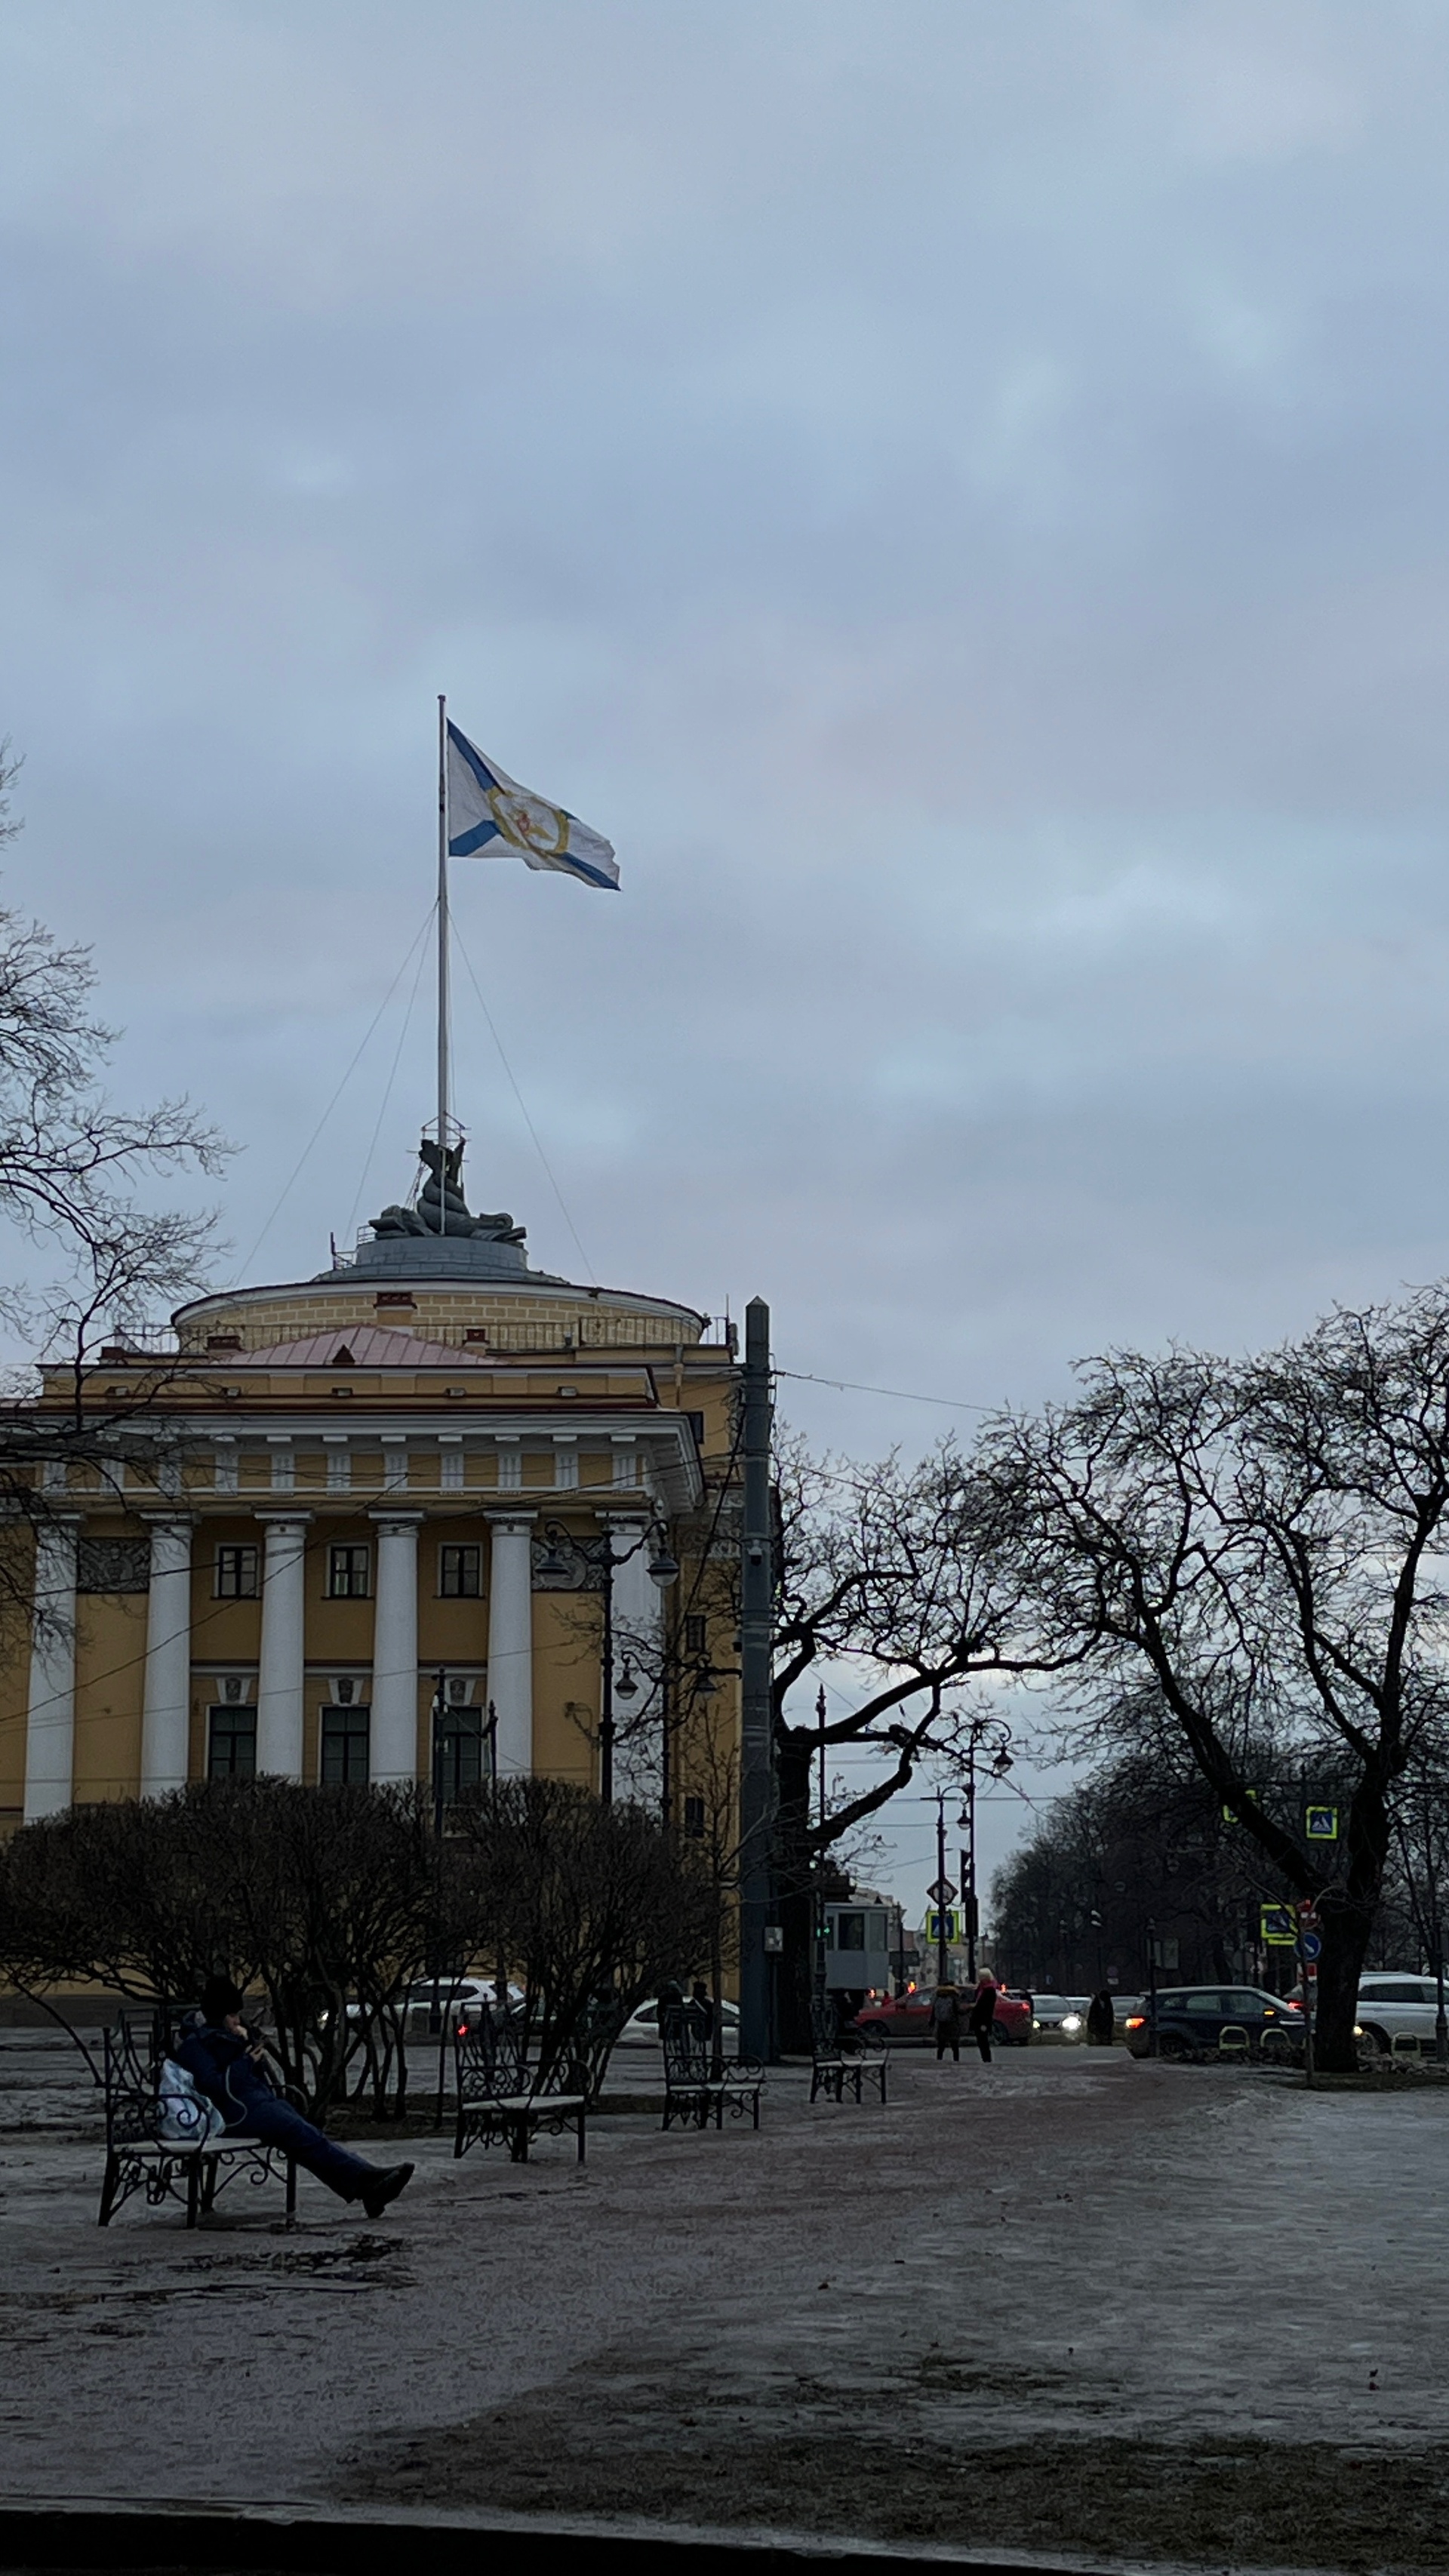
1305, 1805, 1339, 1842
925, 1910, 961, 1944
1260, 1904, 1296, 1946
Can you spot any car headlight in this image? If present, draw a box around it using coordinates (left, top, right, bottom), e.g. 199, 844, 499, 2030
1032, 2017, 1041, 2029
1353, 2024, 1364, 2038
1062, 2014, 1082, 2033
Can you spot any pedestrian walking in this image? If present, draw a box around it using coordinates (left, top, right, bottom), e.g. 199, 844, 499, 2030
1086, 1990, 1115, 2047
967, 1973, 999, 2064
930, 1982, 963, 2061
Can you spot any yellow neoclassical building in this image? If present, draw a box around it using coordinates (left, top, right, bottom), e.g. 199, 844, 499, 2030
2, 1143, 742, 1826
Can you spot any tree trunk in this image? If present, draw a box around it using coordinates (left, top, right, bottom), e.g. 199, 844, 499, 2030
1313, 1775, 1389, 2073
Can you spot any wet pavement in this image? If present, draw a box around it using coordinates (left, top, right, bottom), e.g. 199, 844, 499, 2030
2, 2033, 1447, 2566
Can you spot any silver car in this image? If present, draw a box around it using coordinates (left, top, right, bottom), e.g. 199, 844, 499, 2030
1354, 1972, 1448, 2057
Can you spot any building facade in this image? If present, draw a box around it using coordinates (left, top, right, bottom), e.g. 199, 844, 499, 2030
2, 1156, 742, 1824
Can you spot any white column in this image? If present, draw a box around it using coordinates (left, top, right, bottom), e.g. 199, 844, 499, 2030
140, 1515, 193, 1797
370, 1510, 422, 1785
486, 1513, 536, 1776
254, 1513, 311, 1780
23, 1516, 79, 1821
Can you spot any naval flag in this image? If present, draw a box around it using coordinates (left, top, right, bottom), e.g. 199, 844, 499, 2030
445, 722, 619, 889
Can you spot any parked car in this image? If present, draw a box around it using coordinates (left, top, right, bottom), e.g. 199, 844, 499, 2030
1030, 1994, 1086, 2044
1350, 1972, 1448, 2057
1124, 1986, 1303, 2061
852, 1987, 1032, 2047
398, 1975, 525, 2033
616, 1997, 742, 2048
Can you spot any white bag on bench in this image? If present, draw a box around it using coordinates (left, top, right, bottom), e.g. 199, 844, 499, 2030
156, 2057, 226, 2147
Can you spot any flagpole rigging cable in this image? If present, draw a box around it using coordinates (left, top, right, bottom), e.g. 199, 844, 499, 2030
436, 691, 451, 1227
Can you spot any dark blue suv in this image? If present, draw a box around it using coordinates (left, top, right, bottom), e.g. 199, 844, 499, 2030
1124, 1986, 1303, 2061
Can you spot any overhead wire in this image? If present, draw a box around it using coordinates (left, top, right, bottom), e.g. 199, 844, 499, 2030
776, 1365, 989, 1415
343, 919, 435, 1241
230, 902, 437, 1285
450, 915, 597, 1285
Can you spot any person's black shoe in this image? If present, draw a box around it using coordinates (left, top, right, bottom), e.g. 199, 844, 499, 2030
360, 2162, 414, 2220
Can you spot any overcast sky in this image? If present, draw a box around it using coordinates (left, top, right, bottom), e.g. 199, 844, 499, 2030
3, 3, 1447, 1928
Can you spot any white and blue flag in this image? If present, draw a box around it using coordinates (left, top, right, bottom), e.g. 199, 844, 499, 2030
446, 722, 619, 890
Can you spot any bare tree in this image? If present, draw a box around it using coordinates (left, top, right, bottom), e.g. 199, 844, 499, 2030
978, 1291, 1449, 2072
0, 742, 228, 1635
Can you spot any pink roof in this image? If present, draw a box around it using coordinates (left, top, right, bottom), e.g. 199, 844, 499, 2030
202, 1327, 494, 1371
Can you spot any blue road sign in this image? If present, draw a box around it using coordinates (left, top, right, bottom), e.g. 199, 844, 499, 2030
1299, 1930, 1322, 1961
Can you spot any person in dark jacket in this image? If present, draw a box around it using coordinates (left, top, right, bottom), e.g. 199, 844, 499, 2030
967, 1974, 999, 2064
176, 1977, 414, 2217
1086, 1990, 1115, 2047
930, 1984, 963, 2061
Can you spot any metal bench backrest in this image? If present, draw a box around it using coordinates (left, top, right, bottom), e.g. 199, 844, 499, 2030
811, 1996, 842, 2060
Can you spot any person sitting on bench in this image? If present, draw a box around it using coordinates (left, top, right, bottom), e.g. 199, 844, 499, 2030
177, 1976, 414, 2218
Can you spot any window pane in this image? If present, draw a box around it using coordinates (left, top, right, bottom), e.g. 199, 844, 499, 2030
836, 1912, 866, 1950
439, 1545, 481, 1599
208, 1708, 257, 1778
321, 1703, 370, 1783
215, 1546, 259, 1599
682, 1795, 706, 1839
328, 1546, 370, 1599
435, 1709, 483, 1802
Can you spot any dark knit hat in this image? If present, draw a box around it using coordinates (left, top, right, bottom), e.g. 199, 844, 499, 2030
201, 1974, 245, 2021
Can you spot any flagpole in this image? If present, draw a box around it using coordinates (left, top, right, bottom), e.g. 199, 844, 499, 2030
436, 692, 450, 1230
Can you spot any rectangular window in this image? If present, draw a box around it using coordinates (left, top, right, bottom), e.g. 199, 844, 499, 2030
269, 1443, 294, 1493
835, 1911, 866, 1951
439, 1445, 464, 1492
325, 1445, 351, 1494
684, 1614, 707, 1657
214, 1544, 260, 1599
213, 1445, 238, 1496
380, 1441, 408, 1494
208, 1707, 257, 1778
328, 1544, 371, 1599
435, 1709, 484, 1804
497, 1445, 521, 1490
321, 1703, 370, 1784
682, 1795, 706, 1839
685, 1411, 706, 1448
438, 1543, 481, 1599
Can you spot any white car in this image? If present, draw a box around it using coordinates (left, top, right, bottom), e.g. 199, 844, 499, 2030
330, 1977, 525, 2033
1030, 1994, 1086, 2044
1353, 1972, 1447, 2057
617, 1997, 741, 2048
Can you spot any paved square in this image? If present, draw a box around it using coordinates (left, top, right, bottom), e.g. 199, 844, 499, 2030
3, 2036, 1447, 2566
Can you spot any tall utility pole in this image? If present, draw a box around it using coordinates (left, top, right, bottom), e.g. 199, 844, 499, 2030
935, 1793, 949, 1985
738, 1297, 774, 2063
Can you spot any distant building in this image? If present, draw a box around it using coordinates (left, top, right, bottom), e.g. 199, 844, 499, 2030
4, 1141, 741, 1823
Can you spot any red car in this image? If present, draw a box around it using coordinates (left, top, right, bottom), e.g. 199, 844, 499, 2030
851, 1987, 1032, 2047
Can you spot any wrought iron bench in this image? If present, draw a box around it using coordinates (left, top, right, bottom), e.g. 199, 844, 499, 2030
98, 2019, 297, 2230
660, 2007, 764, 2132
809, 1998, 888, 2106
453, 2011, 587, 2164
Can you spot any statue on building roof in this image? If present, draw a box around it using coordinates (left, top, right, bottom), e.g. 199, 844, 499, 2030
370, 1136, 527, 1244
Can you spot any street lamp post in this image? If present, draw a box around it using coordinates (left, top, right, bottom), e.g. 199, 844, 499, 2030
955, 1719, 1013, 1987
935, 1793, 949, 1986
1146, 1915, 1159, 2058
